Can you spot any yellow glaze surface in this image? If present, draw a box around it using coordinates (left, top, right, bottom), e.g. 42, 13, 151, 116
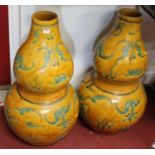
94, 8, 147, 82
78, 69, 146, 134
5, 83, 79, 145
78, 8, 147, 134
14, 11, 73, 93
4, 11, 79, 145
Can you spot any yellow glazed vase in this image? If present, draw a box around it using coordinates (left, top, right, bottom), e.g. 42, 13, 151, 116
78, 8, 147, 134
4, 11, 79, 145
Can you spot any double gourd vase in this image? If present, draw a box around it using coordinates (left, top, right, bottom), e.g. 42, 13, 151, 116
4, 11, 79, 145
78, 8, 148, 134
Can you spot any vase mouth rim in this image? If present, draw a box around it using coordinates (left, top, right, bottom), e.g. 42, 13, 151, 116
118, 8, 142, 23
32, 11, 58, 26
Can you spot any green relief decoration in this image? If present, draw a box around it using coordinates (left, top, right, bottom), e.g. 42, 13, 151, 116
45, 35, 53, 40
113, 22, 126, 36
5, 107, 19, 129
115, 98, 141, 122
16, 107, 41, 117
15, 54, 35, 71
108, 39, 144, 79
86, 82, 94, 92
78, 94, 85, 102
97, 119, 115, 130
7, 103, 71, 129
90, 95, 112, 103
32, 30, 40, 44
128, 32, 135, 35
95, 39, 145, 80
26, 121, 42, 128
56, 42, 67, 61
55, 75, 67, 84
95, 43, 113, 60
44, 103, 71, 128
135, 41, 144, 58
125, 69, 143, 76
32, 29, 55, 44
45, 33, 54, 40
37, 47, 51, 69
78, 93, 112, 104
108, 40, 132, 79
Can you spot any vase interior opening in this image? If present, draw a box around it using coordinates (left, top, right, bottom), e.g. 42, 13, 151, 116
119, 8, 142, 18
33, 11, 57, 22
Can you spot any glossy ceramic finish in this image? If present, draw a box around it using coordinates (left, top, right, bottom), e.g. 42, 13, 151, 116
5, 83, 79, 145
78, 8, 148, 134
78, 69, 146, 134
4, 11, 79, 145
94, 8, 147, 82
14, 11, 73, 93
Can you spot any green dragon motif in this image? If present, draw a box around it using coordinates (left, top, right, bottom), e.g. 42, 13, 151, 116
115, 98, 141, 122
54, 74, 67, 84
128, 31, 135, 35
16, 107, 41, 117
135, 40, 145, 58
32, 30, 40, 44
6, 105, 72, 129
44, 103, 71, 128
78, 94, 112, 104
108, 40, 133, 79
37, 47, 51, 69
15, 54, 35, 71
26, 121, 42, 128
97, 119, 115, 130
95, 43, 114, 59
86, 82, 94, 92
125, 69, 143, 76
32, 29, 55, 44
45, 33, 54, 40
56, 42, 67, 61
5, 107, 19, 128
103, 38, 145, 80
113, 22, 126, 36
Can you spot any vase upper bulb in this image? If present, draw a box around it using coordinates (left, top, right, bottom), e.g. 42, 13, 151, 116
94, 8, 148, 83
14, 11, 73, 93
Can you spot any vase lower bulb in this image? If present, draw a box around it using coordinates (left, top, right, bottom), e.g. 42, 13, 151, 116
78, 70, 147, 134
4, 83, 79, 145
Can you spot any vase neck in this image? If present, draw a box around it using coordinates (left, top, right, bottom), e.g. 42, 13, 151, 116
29, 22, 61, 40
28, 11, 61, 43
112, 19, 142, 37
111, 8, 142, 37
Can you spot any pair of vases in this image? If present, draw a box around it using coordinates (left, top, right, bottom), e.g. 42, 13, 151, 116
4, 8, 147, 145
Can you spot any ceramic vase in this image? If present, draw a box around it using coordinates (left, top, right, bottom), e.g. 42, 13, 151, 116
78, 8, 147, 134
4, 11, 79, 145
